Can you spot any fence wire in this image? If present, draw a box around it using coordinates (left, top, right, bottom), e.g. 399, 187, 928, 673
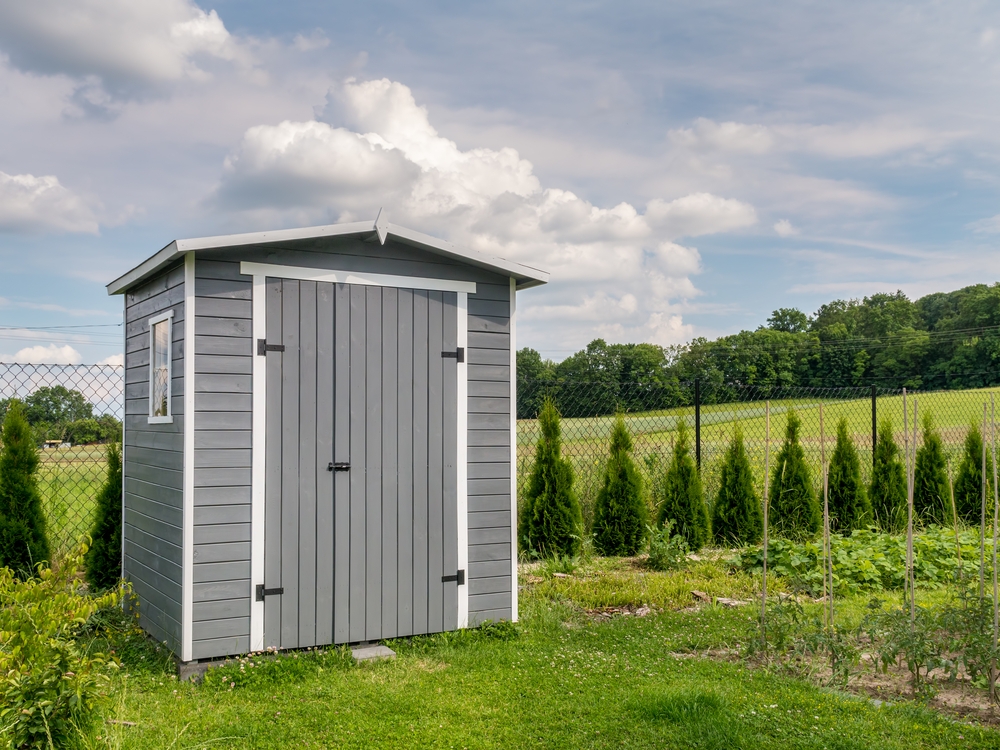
0, 364, 124, 554
518, 380, 998, 533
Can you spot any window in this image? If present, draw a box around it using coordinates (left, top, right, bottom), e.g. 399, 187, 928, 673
148, 311, 173, 423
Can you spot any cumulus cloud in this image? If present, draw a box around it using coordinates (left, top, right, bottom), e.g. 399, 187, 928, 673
969, 214, 1000, 233
0, 171, 99, 233
1, 344, 83, 364
774, 219, 799, 237
0, 0, 251, 96
669, 118, 774, 154
97, 352, 124, 366
213, 78, 758, 352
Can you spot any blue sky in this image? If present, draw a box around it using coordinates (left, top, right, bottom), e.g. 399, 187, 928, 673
1, 1, 999, 363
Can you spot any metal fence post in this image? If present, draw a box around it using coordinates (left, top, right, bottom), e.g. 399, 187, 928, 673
871, 384, 877, 470
695, 378, 701, 471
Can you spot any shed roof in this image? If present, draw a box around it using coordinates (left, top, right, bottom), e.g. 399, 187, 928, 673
106, 213, 549, 295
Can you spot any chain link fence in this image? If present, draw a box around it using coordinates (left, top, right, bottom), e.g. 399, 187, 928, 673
518, 380, 998, 532
0, 364, 124, 555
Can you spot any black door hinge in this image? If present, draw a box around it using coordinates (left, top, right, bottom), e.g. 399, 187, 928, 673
328, 462, 350, 472
441, 569, 465, 585
255, 584, 284, 602
257, 339, 286, 355
441, 347, 464, 363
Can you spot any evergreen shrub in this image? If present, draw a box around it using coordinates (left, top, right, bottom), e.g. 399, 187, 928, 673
914, 413, 950, 525
827, 418, 871, 532
592, 414, 647, 556
0, 400, 51, 578
870, 419, 907, 532
712, 427, 762, 546
657, 421, 709, 550
85, 442, 123, 590
954, 421, 993, 524
768, 410, 821, 540
520, 397, 582, 557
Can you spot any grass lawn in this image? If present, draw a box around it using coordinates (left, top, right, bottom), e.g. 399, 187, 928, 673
37, 444, 108, 554
84, 558, 1000, 749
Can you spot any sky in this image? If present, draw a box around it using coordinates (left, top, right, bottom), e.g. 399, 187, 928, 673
1, 0, 1000, 364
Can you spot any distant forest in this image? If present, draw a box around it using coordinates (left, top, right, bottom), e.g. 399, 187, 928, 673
517, 283, 1000, 417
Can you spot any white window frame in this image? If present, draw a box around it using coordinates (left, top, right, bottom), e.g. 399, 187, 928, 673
148, 310, 174, 424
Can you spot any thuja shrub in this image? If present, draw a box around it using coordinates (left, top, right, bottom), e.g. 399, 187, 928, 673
520, 397, 582, 557
712, 427, 762, 546
85, 442, 123, 590
768, 410, 821, 540
827, 418, 871, 533
657, 421, 709, 551
592, 414, 647, 556
954, 421, 993, 524
870, 419, 907, 532
0, 543, 122, 748
914, 413, 950, 525
0, 400, 50, 578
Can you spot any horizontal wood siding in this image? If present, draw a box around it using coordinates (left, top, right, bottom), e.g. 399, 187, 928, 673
191, 258, 254, 653
123, 262, 184, 653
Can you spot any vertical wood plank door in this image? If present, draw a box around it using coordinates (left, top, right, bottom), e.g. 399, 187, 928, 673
263, 279, 460, 649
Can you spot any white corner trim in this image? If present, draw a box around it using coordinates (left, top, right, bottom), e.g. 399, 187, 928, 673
509, 277, 518, 622
457, 292, 469, 629
147, 309, 174, 424
250, 273, 266, 652
239, 261, 477, 295
181, 254, 195, 662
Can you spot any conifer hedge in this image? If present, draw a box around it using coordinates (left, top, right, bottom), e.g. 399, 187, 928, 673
519, 398, 582, 557
827, 417, 871, 533
768, 410, 821, 540
592, 414, 646, 556
870, 419, 907, 532
657, 421, 709, 550
712, 427, 762, 546
954, 421, 993, 524
85, 442, 123, 590
914, 413, 950, 525
0, 401, 51, 579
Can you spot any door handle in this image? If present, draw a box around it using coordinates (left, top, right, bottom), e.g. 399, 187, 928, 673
328, 462, 350, 472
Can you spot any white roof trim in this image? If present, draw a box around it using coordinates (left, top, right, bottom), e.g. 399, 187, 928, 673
106, 216, 548, 295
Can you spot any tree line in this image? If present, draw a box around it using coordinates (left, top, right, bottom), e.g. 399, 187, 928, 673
0, 386, 121, 445
517, 283, 1000, 418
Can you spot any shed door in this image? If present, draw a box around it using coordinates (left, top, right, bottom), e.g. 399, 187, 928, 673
263, 279, 459, 650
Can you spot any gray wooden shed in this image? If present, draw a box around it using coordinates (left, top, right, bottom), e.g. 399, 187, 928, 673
106, 213, 547, 662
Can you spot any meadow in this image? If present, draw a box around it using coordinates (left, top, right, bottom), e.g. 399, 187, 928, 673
36, 444, 107, 555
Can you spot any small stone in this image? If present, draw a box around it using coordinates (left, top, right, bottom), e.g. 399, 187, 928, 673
352, 644, 396, 663
552, 572, 570, 579
691, 590, 711, 602
715, 597, 751, 608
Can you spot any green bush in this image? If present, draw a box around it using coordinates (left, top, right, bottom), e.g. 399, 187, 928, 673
646, 521, 689, 571
914, 413, 950, 525
657, 421, 709, 551
0, 400, 51, 578
0, 544, 122, 748
520, 397, 583, 558
827, 418, 871, 533
954, 421, 993, 524
592, 414, 647, 556
768, 410, 821, 540
85, 443, 123, 590
869, 419, 907, 532
711, 427, 762, 546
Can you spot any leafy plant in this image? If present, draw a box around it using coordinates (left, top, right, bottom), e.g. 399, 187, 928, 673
914, 413, 950, 525
85, 442, 123, 591
953, 421, 993, 524
768, 410, 821, 540
711, 427, 762, 546
520, 397, 583, 558
0, 543, 122, 748
657, 421, 709, 551
863, 601, 951, 697
646, 521, 689, 571
593, 414, 647, 556
0, 400, 51, 578
828, 417, 871, 533
869, 419, 907, 532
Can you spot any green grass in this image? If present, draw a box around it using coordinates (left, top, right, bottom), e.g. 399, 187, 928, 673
36, 444, 107, 555
81, 560, 1000, 749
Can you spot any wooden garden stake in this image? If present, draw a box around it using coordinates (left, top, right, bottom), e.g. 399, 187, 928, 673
903, 389, 912, 615
948, 460, 962, 585
910, 398, 918, 627
761, 401, 770, 639
983, 403, 989, 600
992, 393, 999, 704
820, 403, 833, 631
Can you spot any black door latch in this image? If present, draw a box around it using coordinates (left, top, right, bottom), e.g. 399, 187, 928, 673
441, 347, 465, 363
255, 584, 284, 601
257, 339, 286, 355
328, 462, 350, 472
441, 570, 465, 585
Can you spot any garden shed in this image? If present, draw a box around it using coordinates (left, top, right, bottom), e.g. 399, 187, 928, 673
106, 213, 547, 663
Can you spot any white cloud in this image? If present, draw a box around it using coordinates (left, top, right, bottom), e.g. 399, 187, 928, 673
969, 214, 1000, 233
2, 344, 83, 364
774, 219, 799, 237
0, 171, 99, 233
97, 352, 124, 366
292, 31, 330, 52
669, 118, 774, 154
213, 78, 757, 352
0, 0, 252, 94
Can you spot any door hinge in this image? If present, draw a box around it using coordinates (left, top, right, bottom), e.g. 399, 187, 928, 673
255, 584, 284, 602
441, 569, 465, 585
441, 347, 464, 363
257, 339, 286, 355
328, 462, 350, 472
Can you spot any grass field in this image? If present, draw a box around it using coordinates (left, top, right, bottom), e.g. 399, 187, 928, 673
36, 444, 107, 555
80, 557, 1000, 749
